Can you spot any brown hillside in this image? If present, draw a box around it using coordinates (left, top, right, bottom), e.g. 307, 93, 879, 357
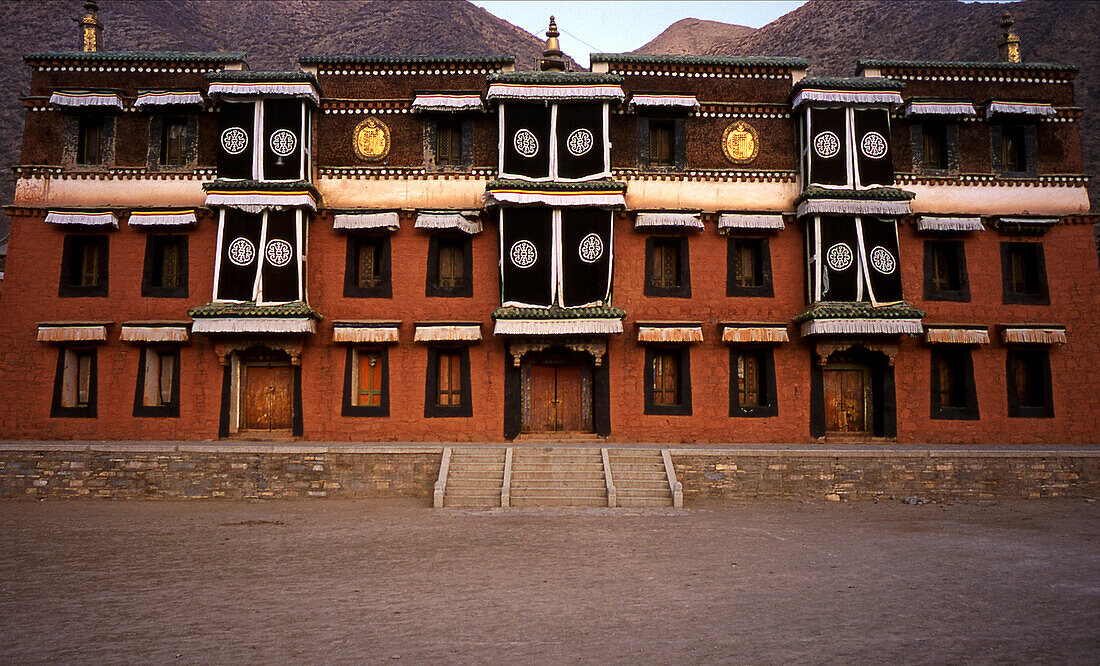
635, 18, 754, 55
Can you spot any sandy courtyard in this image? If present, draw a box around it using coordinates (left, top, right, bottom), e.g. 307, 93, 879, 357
1, 498, 1097, 664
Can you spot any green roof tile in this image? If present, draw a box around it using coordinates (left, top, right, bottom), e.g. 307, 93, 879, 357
493, 306, 626, 320
25, 51, 246, 63
486, 179, 626, 193
488, 71, 623, 85
793, 76, 904, 93
857, 59, 1077, 74
189, 301, 321, 319
590, 53, 808, 69
207, 70, 317, 83
793, 301, 925, 323
203, 180, 319, 195
299, 54, 514, 65
797, 186, 914, 203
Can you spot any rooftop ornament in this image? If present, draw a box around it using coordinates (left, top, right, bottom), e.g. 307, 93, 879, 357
540, 16, 566, 72
78, 0, 103, 52
999, 13, 1021, 63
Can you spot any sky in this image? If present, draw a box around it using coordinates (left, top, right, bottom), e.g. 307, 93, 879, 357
468, 1, 807, 67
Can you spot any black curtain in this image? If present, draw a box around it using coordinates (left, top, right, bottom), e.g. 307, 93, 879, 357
501, 208, 554, 306
859, 217, 903, 304
560, 209, 612, 307
260, 210, 300, 303
809, 107, 848, 186
218, 101, 254, 179
263, 99, 303, 181
819, 216, 860, 302
854, 109, 893, 186
555, 103, 604, 179
502, 102, 551, 179
216, 209, 263, 301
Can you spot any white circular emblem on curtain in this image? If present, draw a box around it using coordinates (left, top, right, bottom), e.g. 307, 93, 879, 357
269, 129, 298, 157
860, 131, 888, 159
513, 129, 539, 157
220, 127, 249, 155
265, 239, 293, 267
813, 131, 840, 159
578, 233, 604, 263
826, 243, 854, 271
566, 128, 594, 156
509, 240, 537, 269
870, 246, 896, 274
227, 237, 255, 266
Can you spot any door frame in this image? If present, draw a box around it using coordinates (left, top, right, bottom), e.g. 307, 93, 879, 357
520, 354, 595, 434
822, 363, 871, 434
220, 344, 304, 438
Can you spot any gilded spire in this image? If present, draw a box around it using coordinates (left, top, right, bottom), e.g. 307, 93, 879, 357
998, 12, 1021, 63
540, 15, 566, 72
80, 0, 103, 52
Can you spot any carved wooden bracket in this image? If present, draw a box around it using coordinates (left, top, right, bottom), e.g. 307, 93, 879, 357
508, 339, 607, 367
814, 341, 899, 366
214, 339, 304, 366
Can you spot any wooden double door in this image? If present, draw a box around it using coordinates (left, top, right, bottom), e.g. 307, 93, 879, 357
823, 365, 870, 434
522, 361, 594, 433
242, 362, 294, 431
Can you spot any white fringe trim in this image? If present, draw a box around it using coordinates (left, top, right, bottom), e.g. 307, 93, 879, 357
119, 326, 189, 343
792, 89, 903, 108
486, 190, 626, 208
204, 192, 317, 212
629, 94, 700, 110
903, 102, 977, 117
801, 318, 923, 336
493, 319, 623, 336
192, 318, 316, 334
916, 216, 984, 232
635, 212, 703, 229
411, 94, 485, 112
1001, 328, 1066, 345
797, 199, 911, 217
134, 91, 205, 107
487, 84, 625, 101
49, 92, 123, 109
999, 216, 1058, 226
722, 326, 790, 343
985, 101, 1056, 119
333, 326, 400, 344
208, 82, 320, 105
637, 326, 703, 343
414, 325, 482, 342
37, 325, 108, 343
45, 211, 119, 227
127, 210, 197, 227
718, 214, 785, 231
924, 328, 989, 345
333, 212, 400, 231
414, 212, 482, 235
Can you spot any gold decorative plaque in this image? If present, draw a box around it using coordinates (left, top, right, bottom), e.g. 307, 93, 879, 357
354, 118, 390, 162
722, 120, 759, 164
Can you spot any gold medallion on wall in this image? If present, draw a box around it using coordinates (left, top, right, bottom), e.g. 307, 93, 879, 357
354, 117, 390, 161
722, 120, 759, 164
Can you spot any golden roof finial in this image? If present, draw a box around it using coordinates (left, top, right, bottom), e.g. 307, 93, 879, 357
540, 15, 566, 71
79, 0, 103, 52
998, 12, 1021, 63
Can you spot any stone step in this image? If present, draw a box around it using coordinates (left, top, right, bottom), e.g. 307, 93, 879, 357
451, 455, 506, 464
616, 481, 671, 491
447, 462, 506, 472
617, 487, 673, 498
618, 497, 674, 508
444, 495, 501, 508
446, 479, 504, 490
612, 468, 667, 477
510, 496, 608, 507
512, 479, 606, 489
445, 485, 504, 496
609, 452, 665, 460
511, 484, 606, 495
512, 470, 605, 480
512, 462, 604, 471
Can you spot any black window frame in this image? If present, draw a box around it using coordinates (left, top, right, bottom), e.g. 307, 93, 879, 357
344, 233, 392, 298
929, 346, 979, 420
425, 116, 473, 171
425, 346, 472, 418
141, 234, 188, 298
644, 235, 691, 298
132, 346, 181, 418
342, 347, 390, 417
426, 234, 473, 297
51, 346, 97, 418
911, 121, 959, 174
923, 239, 970, 302
148, 114, 198, 170
1000, 241, 1049, 305
1006, 348, 1054, 418
991, 123, 1038, 178
726, 236, 774, 297
643, 346, 692, 416
59, 234, 109, 297
637, 116, 687, 171
77, 115, 105, 165
729, 347, 779, 417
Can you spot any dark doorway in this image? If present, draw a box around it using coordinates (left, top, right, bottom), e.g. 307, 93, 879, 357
242, 360, 294, 432
522, 357, 594, 434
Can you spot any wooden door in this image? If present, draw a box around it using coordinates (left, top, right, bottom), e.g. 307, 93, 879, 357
555, 364, 585, 431
824, 367, 867, 433
529, 364, 557, 432
243, 364, 294, 431
523, 362, 592, 433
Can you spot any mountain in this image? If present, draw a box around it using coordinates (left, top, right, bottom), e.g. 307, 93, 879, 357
635, 18, 754, 56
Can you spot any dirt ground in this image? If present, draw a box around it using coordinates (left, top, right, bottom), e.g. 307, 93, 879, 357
0, 498, 1097, 664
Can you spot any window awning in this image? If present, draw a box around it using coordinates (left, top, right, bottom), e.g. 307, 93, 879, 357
134, 90, 205, 108
791, 89, 903, 108
493, 319, 623, 336
49, 91, 123, 109
127, 210, 198, 227
800, 318, 923, 336
634, 212, 703, 230
486, 84, 624, 102
985, 101, 1056, 119
718, 213, 786, 231
333, 211, 400, 231
414, 211, 482, 235
629, 94, 700, 110
923, 327, 990, 345
37, 324, 108, 343
45, 211, 118, 228
636, 325, 703, 343
411, 94, 484, 112
485, 189, 626, 208
119, 324, 190, 343
721, 325, 790, 344
996, 216, 1058, 227
204, 189, 317, 213
333, 322, 401, 344
413, 324, 482, 342
903, 101, 977, 117
796, 198, 911, 217
1001, 327, 1066, 345
916, 216, 984, 232
191, 318, 317, 335
207, 81, 320, 105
